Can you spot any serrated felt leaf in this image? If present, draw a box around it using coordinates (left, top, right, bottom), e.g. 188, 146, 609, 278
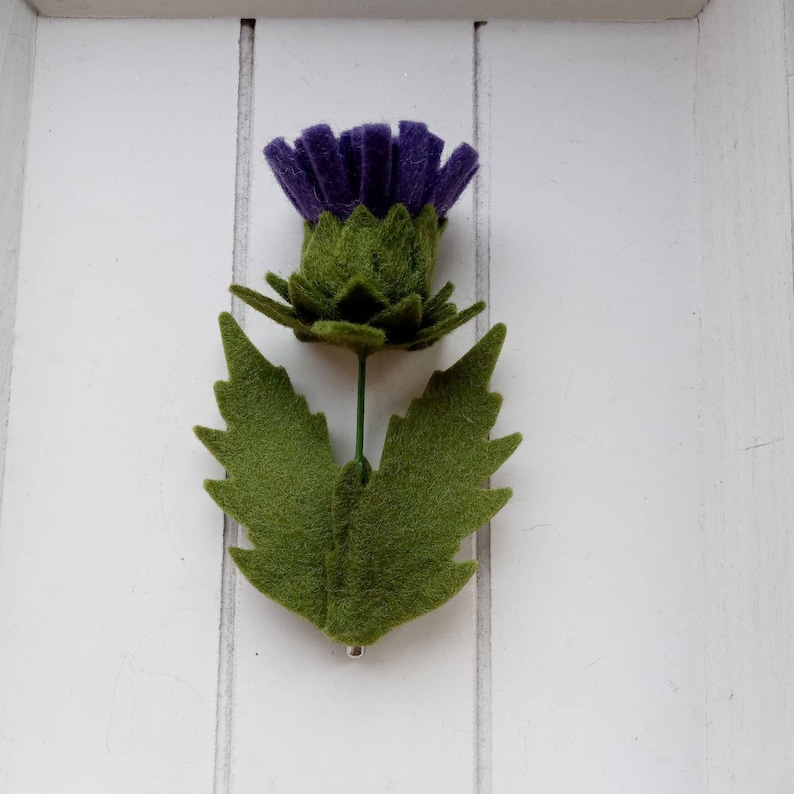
323, 323, 521, 645
196, 317, 520, 647
195, 312, 338, 627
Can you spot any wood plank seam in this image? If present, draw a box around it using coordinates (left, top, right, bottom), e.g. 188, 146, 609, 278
694, 16, 712, 794
472, 15, 492, 794
213, 18, 255, 794
0, 0, 37, 543
473, 18, 492, 794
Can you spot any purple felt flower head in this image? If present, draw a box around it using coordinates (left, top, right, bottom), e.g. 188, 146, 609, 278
264, 121, 479, 224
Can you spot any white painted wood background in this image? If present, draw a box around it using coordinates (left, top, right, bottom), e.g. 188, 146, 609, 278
0, 0, 35, 532
1, 1, 793, 791
26, 0, 708, 23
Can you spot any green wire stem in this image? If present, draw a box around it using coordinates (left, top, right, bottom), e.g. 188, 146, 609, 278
355, 353, 368, 483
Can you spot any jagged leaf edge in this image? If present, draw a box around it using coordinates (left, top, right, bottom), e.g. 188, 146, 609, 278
323, 323, 522, 645
194, 312, 338, 630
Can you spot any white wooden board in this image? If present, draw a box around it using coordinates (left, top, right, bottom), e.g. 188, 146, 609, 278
698, 0, 794, 789
29, 0, 707, 22
486, 20, 706, 792
3, 6, 794, 791
0, 19, 240, 793
0, 0, 36, 523
225, 19, 480, 794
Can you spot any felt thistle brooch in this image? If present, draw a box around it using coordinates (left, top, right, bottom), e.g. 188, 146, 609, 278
196, 121, 521, 654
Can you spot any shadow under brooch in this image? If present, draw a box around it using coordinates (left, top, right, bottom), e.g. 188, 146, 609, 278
196, 121, 521, 653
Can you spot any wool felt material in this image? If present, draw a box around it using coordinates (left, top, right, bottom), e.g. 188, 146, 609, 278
196, 314, 521, 647
231, 203, 485, 356
264, 121, 478, 223
195, 313, 336, 626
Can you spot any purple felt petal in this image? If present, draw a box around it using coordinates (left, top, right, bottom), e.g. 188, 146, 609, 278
390, 138, 399, 205
426, 133, 444, 187
394, 121, 433, 215
339, 129, 361, 199
359, 124, 393, 218
262, 139, 303, 215
300, 124, 356, 221
293, 138, 324, 223
424, 142, 479, 217
264, 121, 478, 222
264, 138, 321, 220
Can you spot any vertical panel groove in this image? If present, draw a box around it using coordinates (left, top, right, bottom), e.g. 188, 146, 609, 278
784, 0, 794, 269
698, 0, 794, 788
473, 19, 492, 794
0, 0, 37, 533
694, 16, 711, 791
694, 15, 711, 793
213, 18, 255, 794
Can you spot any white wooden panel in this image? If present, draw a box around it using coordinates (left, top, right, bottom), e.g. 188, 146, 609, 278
487, 21, 705, 792
0, 0, 36, 522
0, 20, 240, 793
30, 0, 706, 22
698, 0, 794, 789
227, 19, 478, 794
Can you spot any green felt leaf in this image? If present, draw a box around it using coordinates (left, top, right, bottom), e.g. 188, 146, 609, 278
310, 320, 386, 353
289, 272, 333, 319
300, 212, 345, 285
376, 204, 426, 300
423, 280, 456, 321
229, 285, 305, 331
334, 275, 388, 322
323, 323, 522, 645
265, 271, 291, 302
195, 313, 338, 627
413, 204, 443, 295
410, 300, 486, 350
197, 316, 520, 647
424, 301, 458, 327
371, 293, 423, 335
339, 204, 381, 279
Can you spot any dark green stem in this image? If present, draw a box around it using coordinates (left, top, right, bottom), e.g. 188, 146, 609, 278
356, 353, 367, 483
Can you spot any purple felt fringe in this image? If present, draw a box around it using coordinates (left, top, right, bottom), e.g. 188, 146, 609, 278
263, 121, 479, 223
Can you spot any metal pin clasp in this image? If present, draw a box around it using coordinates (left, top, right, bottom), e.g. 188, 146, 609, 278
346, 645, 366, 659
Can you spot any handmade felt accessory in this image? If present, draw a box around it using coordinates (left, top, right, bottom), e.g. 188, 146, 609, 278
196, 121, 520, 652
233, 121, 484, 355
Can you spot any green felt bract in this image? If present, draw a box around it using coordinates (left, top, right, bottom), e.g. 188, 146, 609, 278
196, 313, 521, 646
230, 203, 485, 356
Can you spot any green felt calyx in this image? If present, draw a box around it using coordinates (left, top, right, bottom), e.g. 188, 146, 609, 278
195, 313, 521, 647
230, 203, 485, 355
